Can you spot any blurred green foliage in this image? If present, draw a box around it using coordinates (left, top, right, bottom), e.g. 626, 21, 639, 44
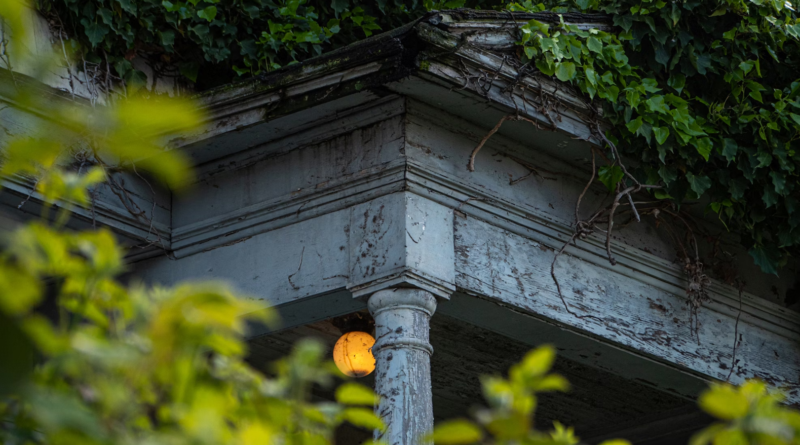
429, 344, 800, 445
0, 2, 384, 444
692, 380, 800, 444
429, 345, 628, 445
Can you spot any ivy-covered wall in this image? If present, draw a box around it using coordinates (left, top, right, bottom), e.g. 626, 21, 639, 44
35, 0, 491, 90
32, 0, 800, 276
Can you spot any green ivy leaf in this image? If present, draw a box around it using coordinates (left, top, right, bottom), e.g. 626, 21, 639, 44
670, 3, 681, 25
756, 151, 773, 168
83, 22, 109, 47
536, 57, 555, 76
114, 59, 133, 78
332, 0, 350, 14
123, 69, 148, 94
771, 171, 787, 195
695, 138, 713, 161
729, 178, 747, 200
722, 138, 738, 163
115, 0, 137, 14
763, 188, 779, 208
658, 165, 677, 184
710, 6, 728, 16
626, 117, 643, 134
653, 126, 669, 145
646, 96, 669, 114
555, 62, 577, 82
587, 36, 603, 53
748, 245, 780, 275
668, 74, 686, 94
179, 62, 199, 82
159, 29, 175, 48
598, 165, 624, 192
686, 172, 712, 196
641, 78, 661, 93
197, 6, 217, 21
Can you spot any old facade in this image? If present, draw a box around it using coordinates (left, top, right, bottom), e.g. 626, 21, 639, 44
2, 9, 800, 445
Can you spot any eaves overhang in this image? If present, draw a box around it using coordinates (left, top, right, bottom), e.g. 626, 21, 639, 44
177, 9, 614, 167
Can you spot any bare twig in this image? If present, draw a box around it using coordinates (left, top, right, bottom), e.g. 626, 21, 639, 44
575, 148, 596, 225
468, 115, 548, 172
468, 115, 512, 172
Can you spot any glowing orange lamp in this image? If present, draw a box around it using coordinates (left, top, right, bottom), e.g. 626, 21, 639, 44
333, 331, 376, 377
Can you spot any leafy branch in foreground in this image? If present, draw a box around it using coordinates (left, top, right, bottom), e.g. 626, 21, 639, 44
429, 345, 800, 445
430, 345, 629, 445
0, 3, 384, 443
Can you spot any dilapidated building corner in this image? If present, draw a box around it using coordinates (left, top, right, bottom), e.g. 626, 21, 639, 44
3, 9, 800, 445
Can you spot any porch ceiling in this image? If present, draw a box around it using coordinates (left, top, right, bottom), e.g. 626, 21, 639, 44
246, 313, 707, 444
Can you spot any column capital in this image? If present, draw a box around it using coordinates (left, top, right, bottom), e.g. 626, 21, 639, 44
368, 288, 438, 317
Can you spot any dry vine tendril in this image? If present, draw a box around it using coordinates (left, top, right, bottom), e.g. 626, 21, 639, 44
463, 0, 800, 339
461, 9, 724, 327
507, 0, 800, 277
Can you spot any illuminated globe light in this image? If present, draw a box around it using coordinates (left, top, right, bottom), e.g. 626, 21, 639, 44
333, 331, 376, 377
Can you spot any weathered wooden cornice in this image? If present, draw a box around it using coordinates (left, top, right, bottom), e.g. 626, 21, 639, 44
177, 10, 611, 166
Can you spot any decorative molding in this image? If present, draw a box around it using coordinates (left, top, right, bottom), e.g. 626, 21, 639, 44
164, 141, 800, 339
0, 176, 170, 261
193, 94, 406, 180
403, 162, 800, 338
172, 160, 406, 257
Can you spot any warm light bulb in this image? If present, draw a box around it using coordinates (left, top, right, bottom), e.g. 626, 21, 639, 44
333, 331, 375, 377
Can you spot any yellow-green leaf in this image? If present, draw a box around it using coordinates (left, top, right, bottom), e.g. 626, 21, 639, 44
530, 374, 570, 392
518, 345, 556, 377
343, 407, 385, 431
699, 385, 749, 420
336, 382, 379, 406
555, 62, 577, 82
430, 419, 483, 445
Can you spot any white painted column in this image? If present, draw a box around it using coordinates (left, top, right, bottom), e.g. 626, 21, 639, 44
368, 288, 437, 445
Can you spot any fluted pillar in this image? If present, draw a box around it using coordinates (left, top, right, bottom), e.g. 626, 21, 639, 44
368, 288, 437, 445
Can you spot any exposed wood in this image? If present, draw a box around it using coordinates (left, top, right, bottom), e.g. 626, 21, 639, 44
453, 215, 800, 402
171, 102, 407, 257
400, 99, 798, 325
348, 192, 455, 299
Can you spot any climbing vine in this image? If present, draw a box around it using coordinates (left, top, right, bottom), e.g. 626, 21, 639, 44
507, 0, 800, 276
35, 0, 479, 90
